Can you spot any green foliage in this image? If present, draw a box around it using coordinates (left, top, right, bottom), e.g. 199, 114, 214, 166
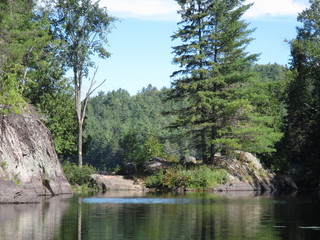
120, 132, 164, 168
145, 166, 229, 190
0, 0, 77, 157
49, 0, 116, 167
138, 135, 164, 166
0, 66, 25, 114
281, 0, 320, 183
51, 0, 116, 72
84, 87, 181, 170
0, 0, 36, 114
27, 78, 78, 157
62, 161, 96, 186
144, 170, 166, 189
168, 0, 274, 163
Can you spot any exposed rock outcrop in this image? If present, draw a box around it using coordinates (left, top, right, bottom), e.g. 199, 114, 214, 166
144, 157, 174, 174
211, 151, 297, 192
0, 105, 73, 203
91, 174, 147, 191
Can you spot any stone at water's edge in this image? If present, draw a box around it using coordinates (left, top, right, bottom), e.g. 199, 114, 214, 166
91, 174, 147, 191
0, 105, 73, 203
211, 151, 298, 192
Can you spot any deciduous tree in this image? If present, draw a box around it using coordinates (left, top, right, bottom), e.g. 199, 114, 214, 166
50, 0, 116, 167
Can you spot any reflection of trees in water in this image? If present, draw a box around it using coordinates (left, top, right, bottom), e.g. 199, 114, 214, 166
273, 194, 320, 240
3, 192, 317, 240
71, 193, 281, 240
0, 196, 70, 240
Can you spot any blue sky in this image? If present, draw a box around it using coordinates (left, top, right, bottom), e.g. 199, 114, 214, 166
87, 0, 310, 96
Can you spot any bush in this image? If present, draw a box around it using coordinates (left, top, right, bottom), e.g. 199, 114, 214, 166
62, 161, 96, 186
144, 169, 165, 188
145, 165, 229, 190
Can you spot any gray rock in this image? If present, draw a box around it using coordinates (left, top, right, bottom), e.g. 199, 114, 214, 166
144, 157, 173, 174
211, 151, 297, 192
0, 105, 73, 203
91, 174, 147, 191
180, 156, 197, 165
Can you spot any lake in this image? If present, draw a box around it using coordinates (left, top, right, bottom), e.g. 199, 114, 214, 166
0, 191, 320, 240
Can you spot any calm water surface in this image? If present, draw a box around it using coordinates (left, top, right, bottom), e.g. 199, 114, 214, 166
0, 191, 320, 240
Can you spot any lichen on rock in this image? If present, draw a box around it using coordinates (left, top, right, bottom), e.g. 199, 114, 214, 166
0, 105, 72, 203
211, 151, 297, 192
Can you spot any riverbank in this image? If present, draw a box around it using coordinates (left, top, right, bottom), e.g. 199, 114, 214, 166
90, 152, 297, 193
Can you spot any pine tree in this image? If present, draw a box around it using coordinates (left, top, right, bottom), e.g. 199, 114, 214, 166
285, 0, 320, 175
168, 0, 281, 164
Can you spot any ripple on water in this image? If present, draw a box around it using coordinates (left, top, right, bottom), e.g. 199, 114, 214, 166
82, 198, 192, 204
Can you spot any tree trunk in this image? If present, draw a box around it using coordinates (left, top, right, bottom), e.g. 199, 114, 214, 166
201, 130, 209, 164
209, 126, 217, 165
78, 121, 83, 167
75, 76, 83, 168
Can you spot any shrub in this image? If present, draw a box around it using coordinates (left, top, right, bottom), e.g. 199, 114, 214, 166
145, 165, 229, 190
62, 161, 96, 186
144, 169, 165, 188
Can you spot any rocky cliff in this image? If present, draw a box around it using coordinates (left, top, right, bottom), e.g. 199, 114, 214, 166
211, 151, 297, 192
0, 105, 72, 203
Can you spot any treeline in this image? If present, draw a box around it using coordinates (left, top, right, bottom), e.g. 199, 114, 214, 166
1, 0, 320, 187
83, 64, 286, 170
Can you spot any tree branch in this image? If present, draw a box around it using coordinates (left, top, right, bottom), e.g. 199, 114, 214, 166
304, 102, 320, 113
81, 67, 106, 124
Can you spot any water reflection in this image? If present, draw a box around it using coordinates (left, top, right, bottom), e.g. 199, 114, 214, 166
0, 195, 71, 240
82, 197, 192, 204
0, 191, 320, 240
78, 191, 278, 240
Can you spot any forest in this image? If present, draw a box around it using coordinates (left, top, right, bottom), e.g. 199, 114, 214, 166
1, 0, 320, 188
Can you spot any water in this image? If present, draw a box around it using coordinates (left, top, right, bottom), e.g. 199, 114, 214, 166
1, 191, 320, 240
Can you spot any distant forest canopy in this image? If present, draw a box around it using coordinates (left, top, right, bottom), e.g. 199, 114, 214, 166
83, 63, 287, 171
1, 0, 320, 186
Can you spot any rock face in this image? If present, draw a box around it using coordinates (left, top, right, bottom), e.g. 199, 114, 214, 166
0, 105, 73, 203
211, 151, 297, 192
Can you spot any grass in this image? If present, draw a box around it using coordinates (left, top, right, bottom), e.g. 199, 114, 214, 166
145, 165, 229, 190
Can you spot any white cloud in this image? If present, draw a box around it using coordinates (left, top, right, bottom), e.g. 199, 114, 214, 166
100, 0, 309, 21
100, 0, 179, 21
244, 0, 309, 18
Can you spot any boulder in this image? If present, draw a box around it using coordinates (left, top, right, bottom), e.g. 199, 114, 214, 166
211, 151, 297, 192
144, 157, 173, 174
0, 105, 73, 203
180, 156, 197, 165
91, 174, 146, 191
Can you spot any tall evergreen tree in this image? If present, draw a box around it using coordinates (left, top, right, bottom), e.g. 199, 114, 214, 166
168, 0, 281, 164
285, 0, 320, 180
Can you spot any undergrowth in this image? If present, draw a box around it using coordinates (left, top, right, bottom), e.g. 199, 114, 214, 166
62, 161, 98, 191
145, 165, 229, 190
